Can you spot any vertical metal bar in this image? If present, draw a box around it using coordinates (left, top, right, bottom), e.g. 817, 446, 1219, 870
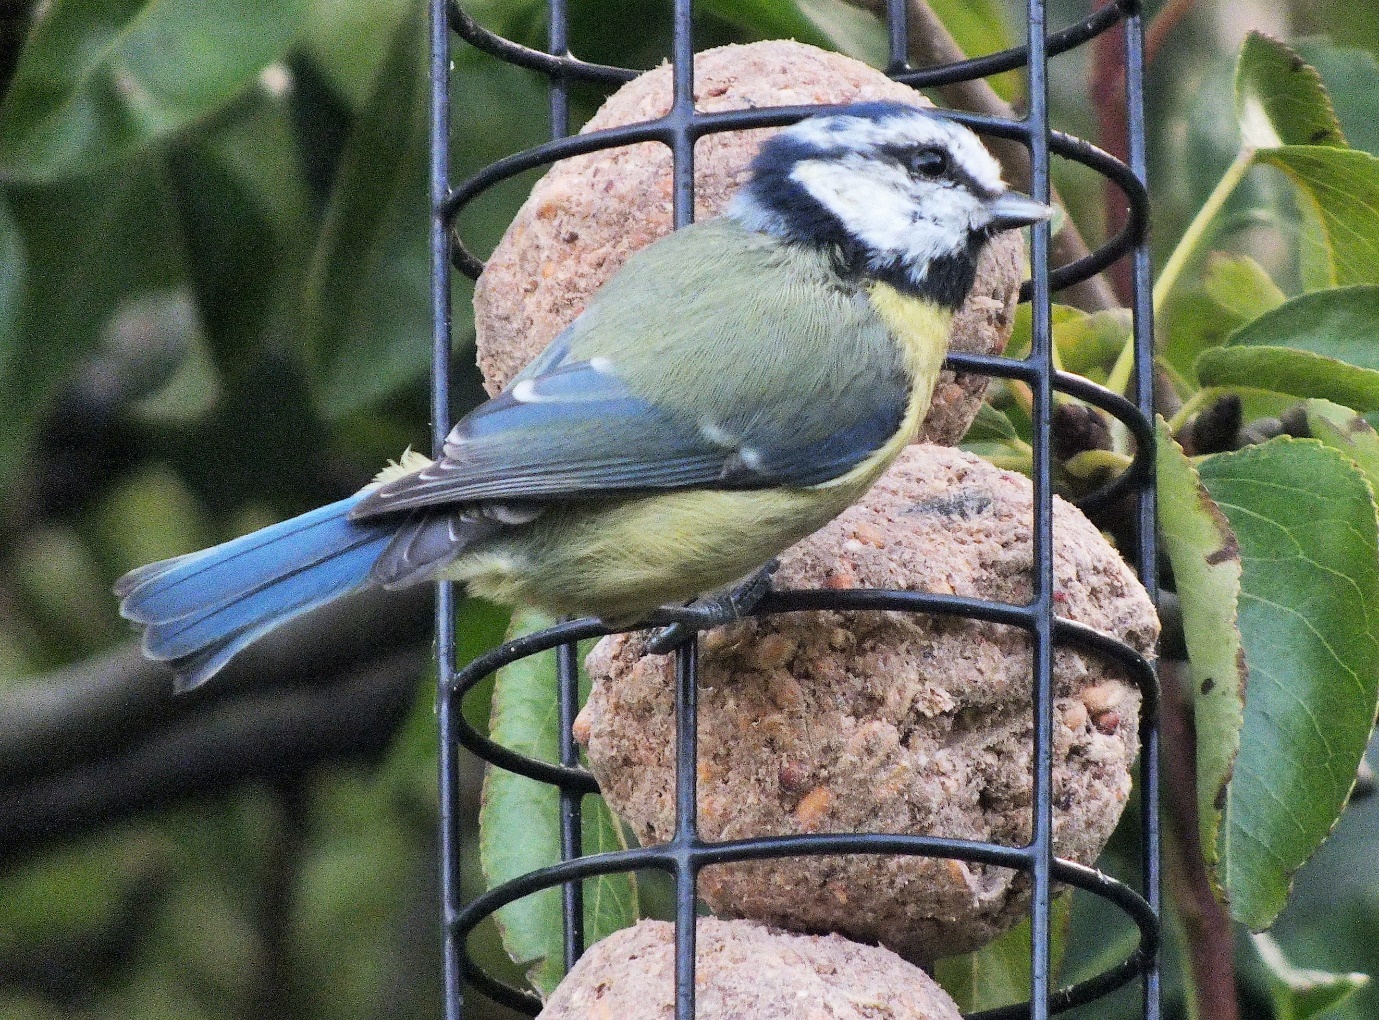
549, 0, 570, 139
886, 0, 909, 75
430, 0, 460, 1016
673, 638, 700, 1020
670, 3, 698, 1018
670, 0, 696, 229
557, 638, 586, 970
1025, 0, 1054, 1017
1124, 8, 1162, 1020
547, 0, 585, 977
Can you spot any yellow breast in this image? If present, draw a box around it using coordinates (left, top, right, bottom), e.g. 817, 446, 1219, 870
813, 281, 953, 492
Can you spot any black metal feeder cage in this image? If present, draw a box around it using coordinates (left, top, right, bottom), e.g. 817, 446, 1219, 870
427, 1, 1160, 1018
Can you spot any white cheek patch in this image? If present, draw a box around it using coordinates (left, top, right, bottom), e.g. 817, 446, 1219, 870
790, 159, 923, 250
790, 158, 980, 276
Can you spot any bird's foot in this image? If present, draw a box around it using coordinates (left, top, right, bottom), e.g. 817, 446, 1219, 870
643, 560, 780, 655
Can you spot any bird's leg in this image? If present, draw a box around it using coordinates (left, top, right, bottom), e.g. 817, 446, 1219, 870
641, 559, 780, 655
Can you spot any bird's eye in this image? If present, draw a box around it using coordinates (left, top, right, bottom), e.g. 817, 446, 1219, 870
908, 147, 949, 177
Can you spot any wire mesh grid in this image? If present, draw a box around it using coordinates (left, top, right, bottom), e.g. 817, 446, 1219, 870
428, 1, 1162, 1017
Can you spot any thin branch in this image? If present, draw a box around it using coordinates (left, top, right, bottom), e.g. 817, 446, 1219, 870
1090, 0, 1131, 303
0, 584, 433, 785
0, 646, 428, 863
1089, 0, 1200, 304
1160, 660, 1241, 1020
249, 782, 311, 1020
848, 0, 1121, 313
1144, 0, 1199, 68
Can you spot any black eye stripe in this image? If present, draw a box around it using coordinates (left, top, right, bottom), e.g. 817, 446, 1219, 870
874, 143, 1001, 200
910, 147, 948, 176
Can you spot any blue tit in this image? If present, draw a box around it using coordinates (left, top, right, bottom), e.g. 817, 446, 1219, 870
116, 102, 1052, 691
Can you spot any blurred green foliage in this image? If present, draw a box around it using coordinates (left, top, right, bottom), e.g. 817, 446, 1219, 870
3, 1, 1379, 1019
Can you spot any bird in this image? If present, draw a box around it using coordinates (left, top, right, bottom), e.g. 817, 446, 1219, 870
115, 101, 1052, 692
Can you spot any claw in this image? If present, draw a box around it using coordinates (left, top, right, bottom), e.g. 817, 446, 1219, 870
642, 559, 780, 655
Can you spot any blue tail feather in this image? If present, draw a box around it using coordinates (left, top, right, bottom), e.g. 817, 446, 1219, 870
116, 492, 395, 692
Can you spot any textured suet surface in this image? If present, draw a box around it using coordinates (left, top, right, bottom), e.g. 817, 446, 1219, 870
578, 444, 1157, 963
538, 918, 963, 1020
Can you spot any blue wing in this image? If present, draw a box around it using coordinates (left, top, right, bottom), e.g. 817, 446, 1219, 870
352, 357, 907, 518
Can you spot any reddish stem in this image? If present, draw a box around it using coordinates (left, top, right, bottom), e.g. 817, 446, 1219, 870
1090, 0, 1132, 302
1160, 661, 1241, 1020
1087, 0, 1199, 304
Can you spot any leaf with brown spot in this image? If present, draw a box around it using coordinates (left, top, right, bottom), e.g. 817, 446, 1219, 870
1199, 438, 1379, 929
1236, 33, 1347, 150
1305, 399, 1379, 494
1155, 419, 1246, 895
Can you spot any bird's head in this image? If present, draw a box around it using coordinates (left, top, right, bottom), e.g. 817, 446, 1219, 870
728, 102, 1053, 309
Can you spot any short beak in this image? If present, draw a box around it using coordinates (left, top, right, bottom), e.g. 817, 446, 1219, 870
985, 191, 1056, 231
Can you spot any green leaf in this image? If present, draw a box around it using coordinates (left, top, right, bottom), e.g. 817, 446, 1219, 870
305, 9, 548, 419
1198, 439, 1379, 929
1155, 420, 1245, 889
0, 0, 308, 181
1009, 303, 1128, 378
961, 395, 1030, 472
964, 401, 1020, 444
107, 290, 221, 423
1053, 306, 1130, 381
1293, 3, 1379, 75
934, 897, 1070, 1012
1296, 179, 1336, 293
1257, 146, 1379, 287
1228, 286, 1379, 369
698, 0, 886, 65
1161, 292, 1248, 387
1304, 400, 1379, 490
926, 0, 1019, 99
303, 6, 429, 419
480, 609, 637, 997
1203, 252, 1285, 322
1196, 346, 1379, 412
163, 88, 312, 372
1195, 286, 1379, 412
793, 0, 888, 67
301, 0, 414, 109
1252, 932, 1370, 1020
1161, 255, 1284, 387
1235, 33, 1346, 150
0, 196, 24, 349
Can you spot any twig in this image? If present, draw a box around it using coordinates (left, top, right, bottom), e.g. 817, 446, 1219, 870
848, 0, 1121, 313
1090, 0, 1131, 303
249, 782, 311, 1020
1089, 0, 1200, 303
0, 646, 427, 863
0, 584, 433, 785
1144, 0, 1199, 68
1159, 660, 1241, 1020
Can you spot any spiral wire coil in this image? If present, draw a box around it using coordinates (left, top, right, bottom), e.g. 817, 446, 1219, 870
428, 1, 1162, 1017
